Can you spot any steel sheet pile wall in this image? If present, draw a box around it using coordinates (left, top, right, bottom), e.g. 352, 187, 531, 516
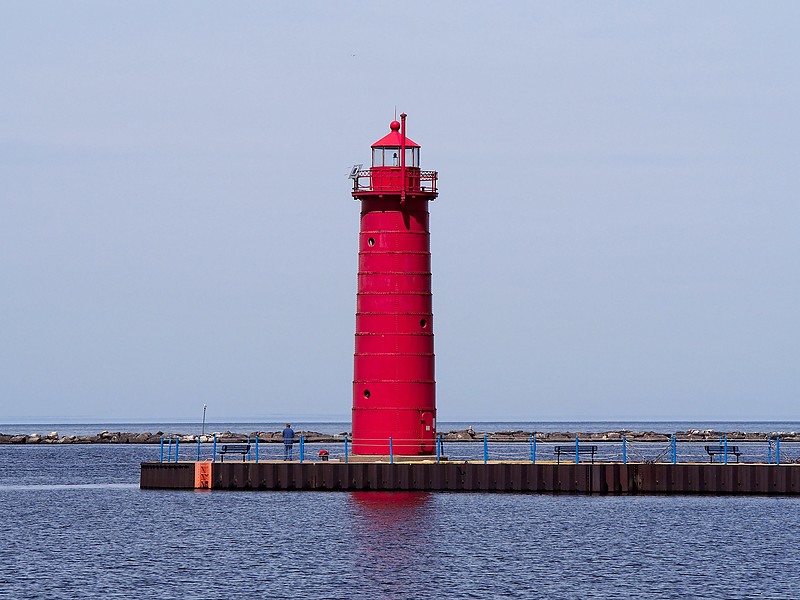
141, 462, 800, 494
140, 463, 195, 489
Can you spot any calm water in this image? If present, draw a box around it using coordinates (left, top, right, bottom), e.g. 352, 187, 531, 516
2, 430, 799, 598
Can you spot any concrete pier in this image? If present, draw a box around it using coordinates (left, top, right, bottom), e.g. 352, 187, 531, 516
141, 461, 800, 495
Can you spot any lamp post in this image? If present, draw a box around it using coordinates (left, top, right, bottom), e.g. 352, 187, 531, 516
201, 404, 207, 436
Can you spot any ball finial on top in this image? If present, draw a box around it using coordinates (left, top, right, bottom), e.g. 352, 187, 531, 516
390, 120, 401, 131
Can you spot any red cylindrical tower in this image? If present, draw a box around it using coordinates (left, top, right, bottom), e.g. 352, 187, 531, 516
351, 114, 439, 456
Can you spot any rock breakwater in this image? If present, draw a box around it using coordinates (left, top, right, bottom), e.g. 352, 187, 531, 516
1, 428, 797, 444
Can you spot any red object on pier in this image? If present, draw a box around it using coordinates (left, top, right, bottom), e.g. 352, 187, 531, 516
351, 114, 439, 455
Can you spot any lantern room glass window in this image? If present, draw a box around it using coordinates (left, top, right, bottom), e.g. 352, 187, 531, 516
372, 147, 419, 167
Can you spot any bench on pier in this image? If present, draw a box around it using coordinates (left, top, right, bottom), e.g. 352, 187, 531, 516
217, 444, 250, 462
554, 445, 598, 464
704, 445, 741, 463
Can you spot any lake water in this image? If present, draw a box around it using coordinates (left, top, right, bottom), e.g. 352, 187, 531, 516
2, 424, 799, 598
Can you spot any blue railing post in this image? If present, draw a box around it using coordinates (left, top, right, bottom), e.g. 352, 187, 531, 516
530, 434, 536, 464
389, 437, 394, 464
196, 436, 201, 461
255, 435, 259, 463
671, 435, 677, 464
483, 435, 488, 464
575, 435, 580, 465
174, 437, 180, 463
344, 435, 349, 463
723, 435, 728, 465
436, 435, 441, 463
212, 435, 217, 463
622, 435, 627, 464
776, 437, 781, 466
300, 435, 305, 463
167, 436, 172, 462
159, 436, 164, 463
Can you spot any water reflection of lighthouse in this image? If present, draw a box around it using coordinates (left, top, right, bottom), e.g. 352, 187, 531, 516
350, 114, 439, 456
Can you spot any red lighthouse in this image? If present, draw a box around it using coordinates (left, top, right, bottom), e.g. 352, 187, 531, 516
350, 114, 439, 456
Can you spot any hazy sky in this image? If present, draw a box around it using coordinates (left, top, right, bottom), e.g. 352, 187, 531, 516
2, 2, 798, 423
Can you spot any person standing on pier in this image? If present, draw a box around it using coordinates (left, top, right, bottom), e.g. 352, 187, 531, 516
283, 423, 295, 460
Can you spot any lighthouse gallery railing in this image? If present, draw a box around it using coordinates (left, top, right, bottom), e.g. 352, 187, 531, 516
352, 170, 438, 194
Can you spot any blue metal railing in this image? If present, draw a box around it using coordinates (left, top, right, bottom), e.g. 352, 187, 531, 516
156, 434, 799, 465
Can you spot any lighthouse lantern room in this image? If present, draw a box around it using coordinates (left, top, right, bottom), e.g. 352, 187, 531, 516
351, 114, 439, 456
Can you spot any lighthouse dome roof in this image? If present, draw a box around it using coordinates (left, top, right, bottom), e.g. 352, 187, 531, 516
371, 120, 420, 148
